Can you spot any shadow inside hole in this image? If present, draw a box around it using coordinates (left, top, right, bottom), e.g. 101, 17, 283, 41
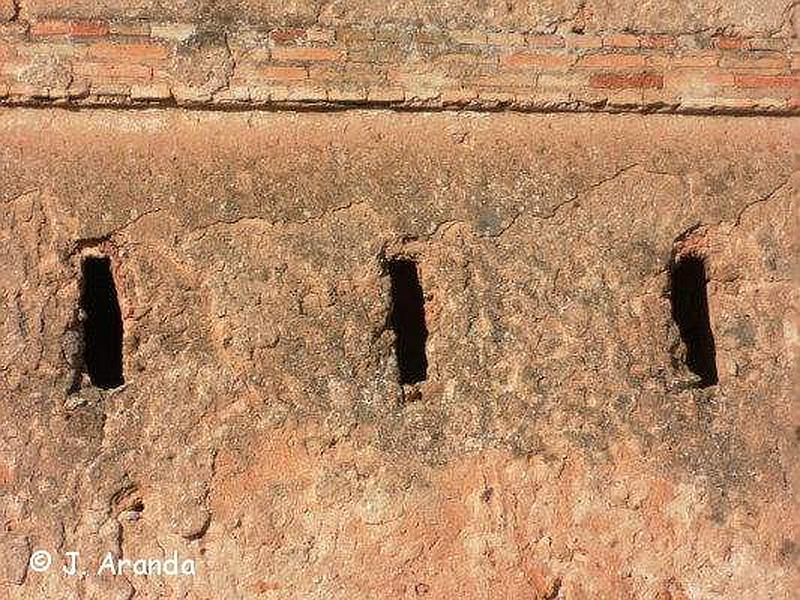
670, 254, 718, 387
80, 256, 125, 389
388, 259, 428, 385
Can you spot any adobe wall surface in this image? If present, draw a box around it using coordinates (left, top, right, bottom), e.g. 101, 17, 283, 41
0, 109, 798, 598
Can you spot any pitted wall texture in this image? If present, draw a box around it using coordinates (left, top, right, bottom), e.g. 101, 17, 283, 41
0, 110, 798, 599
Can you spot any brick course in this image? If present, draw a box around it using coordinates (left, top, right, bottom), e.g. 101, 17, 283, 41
0, 18, 797, 113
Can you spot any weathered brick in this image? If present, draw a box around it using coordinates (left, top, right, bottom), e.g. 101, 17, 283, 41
31, 20, 109, 38
213, 85, 251, 102
150, 23, 196, 41
272, 46, 346, 62
467, 71, 538, 89
647, 52, 718, 68
590, 72, 663, 89
477, 89, 516, 103
0, 22, 28, 40
662, 69, 735, 99
734, 74, 800, 89
639, 35, 677, 49
367, 86, 404, 102
269, 28, 307, 45
285, 85, 328, 101
525, 35, 564, 48
87, 41, 170, 63
747, 38, 786, 51
340, 42, 407, 64
719, 52, 788, 71
236, 65, 308, 82
336, 27, 375, 44
326, 86, 368, 102
306, 29, 336, 45
451, 29, 487, 46
578, 53, 647, 69
414, 29, 449, 45
108, 22, 151, 37
487, 31, 525, 47
440, 87, 479, 103
308, 63, 386, 87
500, 52, 573, 70
563, 34, 603, 49
73, 61, 151, 81
130, 82, 172, 100
603, 34, 639, 48
713, 36, 747, 50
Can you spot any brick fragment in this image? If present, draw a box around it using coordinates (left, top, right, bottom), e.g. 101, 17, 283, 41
639, 35, 676, 49
500, 52, 573, 69
31, 20, 109, 37
269, 28, 306, 45
603, 34, 639, 48
590, 72, 663, 89
451, 29, 487, 45
719, 52, 788, 71
236, 65, 308, 82
367, 86, 405, 102
713, 37, 746, 50
109, 22, 151, 37
73, 62, 152, 81
563, 34, 602, 48
525, 35, 564, 48
150, 23, 196, 41
272, 46, 345, 62
578, 53, 647, 69
306, 29, 336, 44
647, 52, 718, 68
336, 27, 375, 44
747, 38, 786, 51
87, 41, 170, 63
734, 74, 800, 89
487, 31, 525, 47
130, 83, 172, 100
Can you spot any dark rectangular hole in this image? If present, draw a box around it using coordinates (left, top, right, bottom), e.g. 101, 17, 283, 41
80, 256, 124, 389
388, 259, 428, 385
670, 254, 718, 387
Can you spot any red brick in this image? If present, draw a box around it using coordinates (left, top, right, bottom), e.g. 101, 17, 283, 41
734, 74, 800, 89
714, 36, 746, 50
272, 46, 345, 62
578, 53, 647, 69
31, 20, 109, 37
500, 52, 573, 70
87, 41, 170, 63
590, 72, 663, 89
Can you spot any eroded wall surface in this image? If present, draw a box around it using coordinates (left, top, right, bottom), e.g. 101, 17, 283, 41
0, 109, 798, 598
